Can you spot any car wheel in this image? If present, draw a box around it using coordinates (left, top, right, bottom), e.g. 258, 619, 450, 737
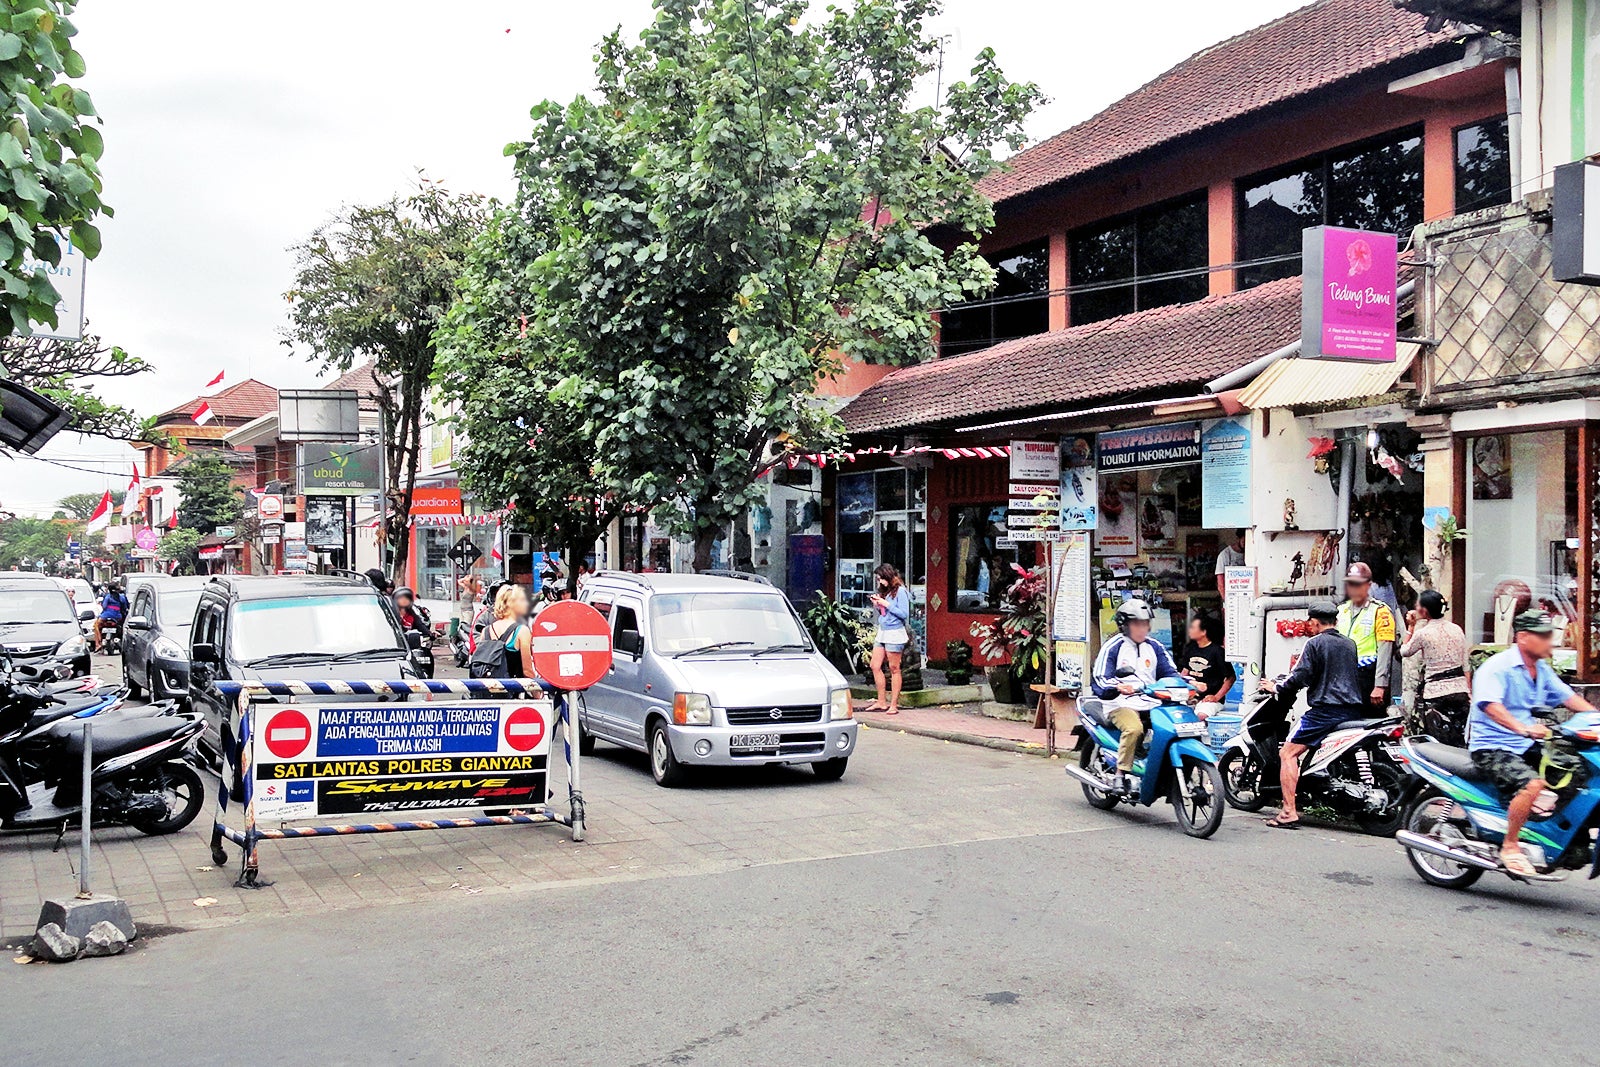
578, 723, 597, 757
812, 757, 848, 781
122, 658, 144, 700
648, 720, 688, 788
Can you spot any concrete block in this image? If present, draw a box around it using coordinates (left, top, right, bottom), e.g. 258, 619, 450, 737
28, 922, 79, 962
35, 895, 137, 943
79, 920, 129, 958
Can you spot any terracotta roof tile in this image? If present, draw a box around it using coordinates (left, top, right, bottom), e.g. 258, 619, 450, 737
839, 277, 1303, 435
322, 361, 386, 405
978, 0, 1461, 206
157, 378, 279, 425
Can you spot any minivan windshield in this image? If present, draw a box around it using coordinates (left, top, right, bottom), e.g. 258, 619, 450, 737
61, 579, 94, 604
649, 592, 808, 655
232, 594, 403, 664
0, 586, 75, 625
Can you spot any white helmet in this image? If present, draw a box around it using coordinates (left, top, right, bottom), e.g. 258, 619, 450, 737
1113, 599, 1154, 634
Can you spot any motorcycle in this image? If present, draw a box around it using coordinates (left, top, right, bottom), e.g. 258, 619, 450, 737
0, 668, 206, 836
1396, 709, 1600, 889
1217, 685, 1411, 835
1062, 672, 1226, 839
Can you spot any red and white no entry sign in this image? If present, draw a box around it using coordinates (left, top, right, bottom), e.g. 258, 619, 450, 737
529, 600, 613, 690
263, 708, 312, 760
503, 705, 547, 752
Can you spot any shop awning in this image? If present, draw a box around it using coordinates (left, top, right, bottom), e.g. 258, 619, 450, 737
1236, 343, 1418, 410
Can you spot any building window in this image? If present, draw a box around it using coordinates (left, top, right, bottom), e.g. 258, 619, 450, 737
1454, 115, 1511, 214
948, 504, 1038, 613
938, 240, 1049, 357
1237, 126, 1423, 289
1068, 193, 1208, 326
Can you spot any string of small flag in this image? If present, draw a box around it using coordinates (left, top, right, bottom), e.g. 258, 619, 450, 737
784, 444, 1011, 468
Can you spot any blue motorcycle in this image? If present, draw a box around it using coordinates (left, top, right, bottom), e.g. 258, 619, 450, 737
1397, 710, 1600, 889
1063, 674, 1225, 838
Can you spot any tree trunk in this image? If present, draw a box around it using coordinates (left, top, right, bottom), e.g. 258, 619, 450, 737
692, 522, 718, 573
387, 362, 428, 582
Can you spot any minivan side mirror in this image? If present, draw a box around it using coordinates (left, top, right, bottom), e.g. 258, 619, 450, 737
126, 615, 151, 631
406, 631, 426, 650
191, 642, 220, 664
617, 629, 644, 657
77, 607, 94, 622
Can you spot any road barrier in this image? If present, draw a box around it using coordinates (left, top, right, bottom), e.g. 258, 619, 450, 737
209, 678, 588, 888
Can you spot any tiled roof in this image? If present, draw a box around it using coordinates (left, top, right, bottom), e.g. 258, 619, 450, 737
838, 277, 1303, 435
978, 0, 1461, 205
323, 361, 387, 407
157, 378, 279, 425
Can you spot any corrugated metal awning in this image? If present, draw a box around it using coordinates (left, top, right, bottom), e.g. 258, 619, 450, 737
1237, 343, 1418, 410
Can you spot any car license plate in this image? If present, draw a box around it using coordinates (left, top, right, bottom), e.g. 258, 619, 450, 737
730, 732, 781, 749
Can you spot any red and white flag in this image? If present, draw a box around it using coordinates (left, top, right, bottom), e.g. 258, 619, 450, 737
490, 526, 504, 564
192, 400, 215, 425
205, 370, 225, 389
85, 490, 113, 535
167, 511, 179, 530
122, 463, 142, 518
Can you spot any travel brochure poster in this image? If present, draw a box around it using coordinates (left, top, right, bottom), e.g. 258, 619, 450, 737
1201, 416, 1251, 528
1059, 434, 1097, 530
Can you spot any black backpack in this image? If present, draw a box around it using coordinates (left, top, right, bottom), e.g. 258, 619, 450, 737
469, 618, 516, 678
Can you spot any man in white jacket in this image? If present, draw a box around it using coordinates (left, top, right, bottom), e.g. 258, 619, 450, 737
1091, 600, 1178, 793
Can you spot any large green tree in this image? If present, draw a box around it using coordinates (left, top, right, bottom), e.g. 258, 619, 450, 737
56, 487, 120, 520
173, 451, 241, 534
284, 179, 489, 580
0, 514, 69, 569
466, 0, 1039, 568
0, 0, 107, 338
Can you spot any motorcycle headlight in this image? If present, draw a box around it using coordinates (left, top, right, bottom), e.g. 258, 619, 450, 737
57, 635, 87, 658
153, 637, 185, 660
830, 688, 853, 721
672, 692, 712, 725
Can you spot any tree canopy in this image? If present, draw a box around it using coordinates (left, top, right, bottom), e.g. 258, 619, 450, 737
4, 330, 158, 441
173, 451, 241, 534
0, 514, 69, 569
0, 0, 107, 337
56, 487, 120, 520
441, 0, 1039, 567
284, 178, 489, 579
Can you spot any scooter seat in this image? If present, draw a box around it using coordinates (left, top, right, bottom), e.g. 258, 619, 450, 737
1078, 698, 1106, 726
54, 715, 193, 762
1332, 717, 1388, 732
1410, 740, 1490, 782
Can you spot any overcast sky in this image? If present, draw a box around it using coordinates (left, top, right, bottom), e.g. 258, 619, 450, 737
2, 0, 1301, 516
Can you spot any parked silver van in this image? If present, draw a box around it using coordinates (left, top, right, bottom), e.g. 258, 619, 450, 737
578, 573, 857, 786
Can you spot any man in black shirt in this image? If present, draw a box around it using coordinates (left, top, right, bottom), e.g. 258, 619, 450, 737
1257, 601, 1365, 829
1180, 611, 1234, 720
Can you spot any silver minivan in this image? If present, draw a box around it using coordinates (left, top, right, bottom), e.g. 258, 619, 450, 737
578, 573, 857, 786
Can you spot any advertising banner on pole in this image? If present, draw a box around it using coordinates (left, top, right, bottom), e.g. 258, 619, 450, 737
1201, 416, 1252, 528
1050, 532, 1092, 691
301, 443, 380, 495
1008, 439, 1061, 542
250, 701, 553, 820
1300, 225, 1398, 362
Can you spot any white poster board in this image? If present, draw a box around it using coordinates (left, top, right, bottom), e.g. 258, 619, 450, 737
1223, 566, 1257, 659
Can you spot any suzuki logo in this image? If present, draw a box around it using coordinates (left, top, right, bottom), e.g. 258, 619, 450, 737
768, 708, 783, 720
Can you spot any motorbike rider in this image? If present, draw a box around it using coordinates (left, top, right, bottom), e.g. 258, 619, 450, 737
1090, 600, 1179, 795
1467, 610, 1597, 876
1337, 562, 1398, 709
1257, 601, 1365, 829
92, 579, 128, 653
392, 586, 431, 640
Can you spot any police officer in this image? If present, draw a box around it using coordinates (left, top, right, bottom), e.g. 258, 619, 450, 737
1337, 562, 1398, 710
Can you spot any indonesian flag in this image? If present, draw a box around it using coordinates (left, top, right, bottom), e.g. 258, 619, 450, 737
85, 491, 113, 535
192, 400, 215, 425
122, 463, 141, 518
167, 511, 179, 530
205, 370, 225, 389
490, 526, 504, 564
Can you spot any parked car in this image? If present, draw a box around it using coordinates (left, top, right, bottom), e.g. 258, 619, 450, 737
0, 574, 91, 676
187, 575, 425, 767
53, 576, 97, 633
123, 575, 209, 701
578, 572, 857, 787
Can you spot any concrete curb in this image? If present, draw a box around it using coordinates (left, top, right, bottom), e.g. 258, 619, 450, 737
859, 718, 1053, 757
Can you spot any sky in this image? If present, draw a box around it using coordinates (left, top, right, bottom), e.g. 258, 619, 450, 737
2, 0, 1303, 516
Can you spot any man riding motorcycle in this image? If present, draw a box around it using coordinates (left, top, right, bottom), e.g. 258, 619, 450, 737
1090, 600, 1178, 795
392, 586, 431, 640
1468, 609, 1597, 876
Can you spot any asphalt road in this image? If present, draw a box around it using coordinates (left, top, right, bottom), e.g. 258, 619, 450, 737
7, 695, 1600, 1066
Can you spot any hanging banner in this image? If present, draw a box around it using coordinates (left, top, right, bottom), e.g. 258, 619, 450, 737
304, 496, 347, 550
1201, 416, 1252, 528
1059, 434, 1098, 531
1300, 225, 1398, 362
1096, 423, 1200, 472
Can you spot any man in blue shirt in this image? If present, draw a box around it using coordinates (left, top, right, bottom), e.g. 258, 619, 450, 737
1469, 610, 1597, 876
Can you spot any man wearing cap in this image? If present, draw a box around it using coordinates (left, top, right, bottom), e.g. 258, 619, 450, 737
1337, 562, 1398, 710
1468, 610, 1597, 876
1257, 602, 1366, 829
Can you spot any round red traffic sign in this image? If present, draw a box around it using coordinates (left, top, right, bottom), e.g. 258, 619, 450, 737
529, 600, 613, 691
503, 705, 547, 752
263, 708, 312, 760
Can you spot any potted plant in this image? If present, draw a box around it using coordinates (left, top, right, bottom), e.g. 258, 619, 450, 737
801, 593, 871, 677
970, 563, 1049, 704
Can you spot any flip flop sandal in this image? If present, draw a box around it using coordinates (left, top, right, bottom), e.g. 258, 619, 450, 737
1501, 851, 1537, 877
1265, 816, 1302, 829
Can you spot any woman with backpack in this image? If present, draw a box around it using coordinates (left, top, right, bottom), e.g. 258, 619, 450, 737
469, 583, 535, 679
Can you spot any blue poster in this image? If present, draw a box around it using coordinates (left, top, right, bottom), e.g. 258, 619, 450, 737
1097, 423, 1201, 472
1059, 434, 1098, 530
1201, 417, 1251, 528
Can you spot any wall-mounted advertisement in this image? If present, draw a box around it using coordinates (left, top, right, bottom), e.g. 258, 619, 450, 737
1097, 423, 1201, 472
1059, 434, 1097, 531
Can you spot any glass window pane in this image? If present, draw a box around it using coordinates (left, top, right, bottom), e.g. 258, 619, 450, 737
876, 469, 908, 512
1238, 166, 1321, 288
938, 239, 1048, 357
1137, 193, 1209, 311
836, 472, 874, 561
1328, 129, 1422, 237
1455, 116, 1511, 214
1069, 219, 1136, 325
948, 504, 1017, 613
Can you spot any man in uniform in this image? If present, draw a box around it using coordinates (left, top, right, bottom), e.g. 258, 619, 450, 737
1337, 562, 1397, 710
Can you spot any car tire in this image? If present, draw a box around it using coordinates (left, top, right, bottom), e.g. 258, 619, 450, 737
122, 659, 144, 700
578, 724, 597, 757
648, 720, 689, 788
812, 757, 848, 781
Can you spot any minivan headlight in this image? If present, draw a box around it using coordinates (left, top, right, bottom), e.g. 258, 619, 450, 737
830, 688, 853, 721
673, 692, 712, 725
57, 635, 87, 658
153, 637, 185, 660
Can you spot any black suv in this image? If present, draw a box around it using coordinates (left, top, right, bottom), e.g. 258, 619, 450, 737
187, 575, 423, 766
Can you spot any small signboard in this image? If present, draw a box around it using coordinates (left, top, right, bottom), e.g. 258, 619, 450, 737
1009, 440, 1061, 541
21, 232, 86, 341
448, 535, 482, 567
1097, 423, 1201, 472
301, 443, 380, 496
1223, 566, 1258, 659
528, 600, 613, 690
1300, 225, 1398, 362
214, 525, 236, 539
250, 700, 553, 820
257, 494, 284, 522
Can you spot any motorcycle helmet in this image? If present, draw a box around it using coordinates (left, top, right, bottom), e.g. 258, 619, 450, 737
1113, 599, 1154, 635
393, 586, 415, 602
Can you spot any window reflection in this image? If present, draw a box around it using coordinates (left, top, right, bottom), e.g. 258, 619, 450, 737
939, 240, 1050, 357
1455, 116, 1511, 214
1069, 193, 1207, 326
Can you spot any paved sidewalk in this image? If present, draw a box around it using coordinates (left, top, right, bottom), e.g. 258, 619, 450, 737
856, 704, 1055, 753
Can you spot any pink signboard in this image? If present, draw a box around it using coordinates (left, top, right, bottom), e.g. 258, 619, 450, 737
1300, 226, 1398, 362
134, 526, 159, 551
